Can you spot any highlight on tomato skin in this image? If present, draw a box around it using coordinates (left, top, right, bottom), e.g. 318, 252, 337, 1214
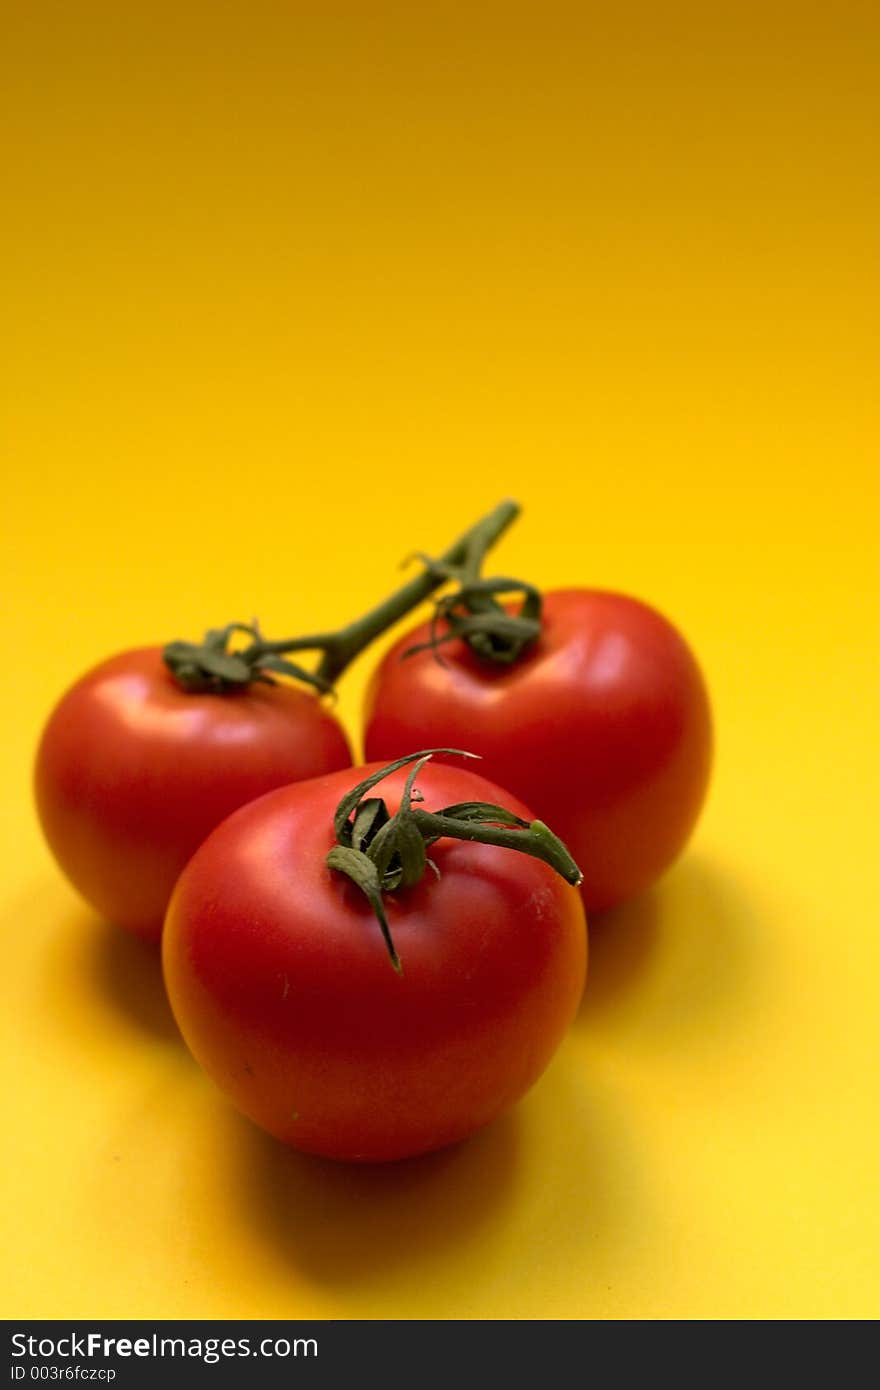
362, 588, 713, 915
34, 646, 353, 943
161, 757, 587, 1164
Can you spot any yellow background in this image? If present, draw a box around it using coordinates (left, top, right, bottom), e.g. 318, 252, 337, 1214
2, 1, 878, 1320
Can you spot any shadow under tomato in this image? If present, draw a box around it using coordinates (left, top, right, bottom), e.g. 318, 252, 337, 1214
578, 853, 763, 1049
44, 908, 180, 1045
229, 1102, 521, 1286
581, 888, 662, 1011
90, 920, 180, 1042
224, 1041, 644, 1311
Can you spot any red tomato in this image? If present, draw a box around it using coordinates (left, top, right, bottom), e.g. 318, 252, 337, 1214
363, 590, 712, 913
162, 760, 587, 1162
34, 647, 352, 942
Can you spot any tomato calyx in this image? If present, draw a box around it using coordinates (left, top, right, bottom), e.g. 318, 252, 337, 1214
404, 566, 543, 667
162, 499, 522, 696
162, 621, 338, 695
326, 750, 583, 972
402, 525, 544, 665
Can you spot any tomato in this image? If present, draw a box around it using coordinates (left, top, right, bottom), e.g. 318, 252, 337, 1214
363, 590, 712, 913
162, 758, 587, 1162
34, 647, 352, 942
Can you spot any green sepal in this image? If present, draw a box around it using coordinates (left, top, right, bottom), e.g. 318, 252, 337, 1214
349, 798, 390, 852
162, 639, 253, 691
325, 846, 402, 973
332, 749, 476, 843
255, 654, 334, 695
434, 802, 531, 829
403, 565, 543, 667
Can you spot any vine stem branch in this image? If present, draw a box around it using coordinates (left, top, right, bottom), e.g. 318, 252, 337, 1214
312, 498, 520, 685
163, 500, 520, 694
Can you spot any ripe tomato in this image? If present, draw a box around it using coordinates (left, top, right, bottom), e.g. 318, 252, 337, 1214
363, 590, 712, 913
34, 647, 352, 942
162, 759, 587, 1162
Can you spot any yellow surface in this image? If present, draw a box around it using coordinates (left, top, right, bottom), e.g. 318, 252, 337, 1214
2, 1, 878, 1321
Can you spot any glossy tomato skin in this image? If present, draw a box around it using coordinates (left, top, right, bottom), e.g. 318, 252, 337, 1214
162, 762, 587, 1162
363, 590, 712, 914
35, 647, 352, 942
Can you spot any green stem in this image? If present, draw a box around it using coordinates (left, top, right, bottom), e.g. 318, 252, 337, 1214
313, 498, 519, 686
411, 810, 582, 885
163, 500, 520, 694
